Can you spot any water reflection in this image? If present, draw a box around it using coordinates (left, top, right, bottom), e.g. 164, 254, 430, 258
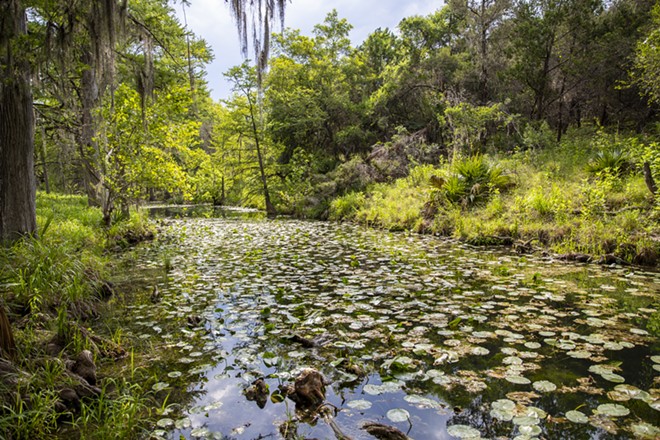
124, 215, 659, 440
146, 204, 266, 220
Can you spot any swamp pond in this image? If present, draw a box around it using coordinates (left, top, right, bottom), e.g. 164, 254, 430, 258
120, 206, 659, 440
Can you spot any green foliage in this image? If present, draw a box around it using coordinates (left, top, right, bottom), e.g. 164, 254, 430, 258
632, 3, 660, 104
331, 128, 659, 264
586, 149, 631, 176
433, 156, 512, 207
584, 131, 633, 179
443, 101, 515, 157
521, 121, 556, 150
647, 311, 660, 337
329, 192, 366, 221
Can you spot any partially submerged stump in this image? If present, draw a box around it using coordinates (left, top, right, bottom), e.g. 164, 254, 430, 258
288, 368, 325, 407
244, 378, 269, 408
363, 422, 410, 440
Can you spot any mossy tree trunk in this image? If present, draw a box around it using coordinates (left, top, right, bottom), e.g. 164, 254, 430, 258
0, 0, 37, 244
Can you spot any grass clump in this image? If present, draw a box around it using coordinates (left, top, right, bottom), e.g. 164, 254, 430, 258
0, 192, 163, 438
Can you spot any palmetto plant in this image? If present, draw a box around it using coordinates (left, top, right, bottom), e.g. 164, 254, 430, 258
431, 156, 512, 207
586, 149, 631, 176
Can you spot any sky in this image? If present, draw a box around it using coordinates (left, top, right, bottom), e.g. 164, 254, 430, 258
175, 0, 443, 101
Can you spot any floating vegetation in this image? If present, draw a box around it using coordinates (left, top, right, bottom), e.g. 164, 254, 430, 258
122, 213, 659, 439
566, 410, 589, 424
386, 408, 410, 423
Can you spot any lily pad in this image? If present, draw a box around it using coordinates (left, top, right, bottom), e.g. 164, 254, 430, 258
565, 410, 589, 424
152, 382, 169, 392
447, 424, 481, 438
156, 418, 174, 428
191, 427, 211, 438
386, 408, 410, 423
506, 376, 531, 385
567, 350, 591, 359
512, 416, 540, 426
600, 372, 625, 383
347, 399, 372, 410
595, 403, 630, 417
532, 380, 557, 392
630, 422, 660, 438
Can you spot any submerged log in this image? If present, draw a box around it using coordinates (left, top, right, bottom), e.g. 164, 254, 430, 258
284, 334, 316, 348
363, 422, 410, 440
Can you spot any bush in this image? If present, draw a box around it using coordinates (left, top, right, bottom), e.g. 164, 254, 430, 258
329, 192, 365, 221
586, 149, 631, 176
432, 155, 512, 207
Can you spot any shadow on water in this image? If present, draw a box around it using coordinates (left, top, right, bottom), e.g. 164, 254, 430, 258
119, 211, 659, 440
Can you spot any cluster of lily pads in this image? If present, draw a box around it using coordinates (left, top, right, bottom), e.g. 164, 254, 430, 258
123, 214, 659, 439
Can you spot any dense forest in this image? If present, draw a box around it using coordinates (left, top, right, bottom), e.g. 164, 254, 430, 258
1, 0, 659, 438
2, 0, 659, 258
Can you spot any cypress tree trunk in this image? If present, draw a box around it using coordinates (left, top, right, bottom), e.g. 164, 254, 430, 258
0, 0, 37, 243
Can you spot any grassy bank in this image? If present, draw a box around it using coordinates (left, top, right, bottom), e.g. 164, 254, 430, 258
0, 193, 160, 439
328, 128, 660, 266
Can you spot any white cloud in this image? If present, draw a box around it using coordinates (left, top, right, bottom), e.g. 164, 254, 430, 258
176, 0, 444, 100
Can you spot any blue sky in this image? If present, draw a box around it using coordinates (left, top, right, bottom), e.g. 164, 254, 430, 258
175, 0, 443, 101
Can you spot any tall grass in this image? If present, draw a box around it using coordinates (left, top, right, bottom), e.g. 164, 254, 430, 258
328, 126, 660, 265
0, 192, 162, 439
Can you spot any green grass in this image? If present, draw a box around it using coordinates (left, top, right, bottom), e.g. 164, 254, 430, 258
328, 128, 660, 266
0, 192, 162, 439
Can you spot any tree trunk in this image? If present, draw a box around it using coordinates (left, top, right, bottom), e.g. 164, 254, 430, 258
643, 161, 657, 196
40, 126, 50, 194
246, 91, 276, 216
0, 304, 16, 360
0, 0, 37, 244
79, 48, 102, 207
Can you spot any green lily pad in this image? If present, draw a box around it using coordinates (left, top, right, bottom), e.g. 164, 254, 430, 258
518, 424, 542, 436
152, 382, 169, 392
513, 416, 540, 426
567, 350, 591, 359
156, 418, 174, 428
630, 422, 660, 438
491, 399, 515, 411
471, 346, 490, 356
595, 403, 630, 417
600, 372, 625, 383
447, 424, 481, 438
565, 410, 589, 423
490, 409, 514, 421
386, 408, 410, 423
532, 380, 557, 392
347, 399, 372, 410
506, 376, 531, 385
191, 427, 210, 438
404, 395, 442, 409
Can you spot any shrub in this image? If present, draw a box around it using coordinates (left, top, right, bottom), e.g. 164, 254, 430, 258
586, 149, 631, 176
329, 192, 365, 221
431, 155, 512, 207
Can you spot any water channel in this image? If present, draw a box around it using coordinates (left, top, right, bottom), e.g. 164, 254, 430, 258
121, 206, 659, 439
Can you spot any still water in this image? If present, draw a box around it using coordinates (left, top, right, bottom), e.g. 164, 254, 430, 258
124, 206, 659, 439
